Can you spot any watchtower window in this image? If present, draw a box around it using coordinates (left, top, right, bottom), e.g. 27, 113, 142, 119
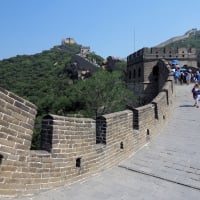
153, 65, 159, 76
133, 69, 136, 78
138, 68, 141, 77
129, 70, 131, 79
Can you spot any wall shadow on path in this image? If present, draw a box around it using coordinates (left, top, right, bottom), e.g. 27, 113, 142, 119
179, 105, 194, 107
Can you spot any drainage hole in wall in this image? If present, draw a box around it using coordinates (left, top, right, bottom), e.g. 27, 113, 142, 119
120, 142, 124, 149
76, 157, 81, 168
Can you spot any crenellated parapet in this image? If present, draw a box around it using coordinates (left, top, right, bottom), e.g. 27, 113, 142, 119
0, 59, 174, 197
127, 47, 197, 67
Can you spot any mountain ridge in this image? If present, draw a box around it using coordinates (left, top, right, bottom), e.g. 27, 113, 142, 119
155, 28, 198, 47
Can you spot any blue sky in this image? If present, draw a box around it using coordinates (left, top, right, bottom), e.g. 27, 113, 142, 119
0, 0, 200, 60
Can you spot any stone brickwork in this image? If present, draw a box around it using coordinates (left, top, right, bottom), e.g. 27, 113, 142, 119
0, 58, 174, 197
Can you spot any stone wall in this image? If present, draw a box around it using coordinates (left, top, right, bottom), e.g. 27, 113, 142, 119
0, 60, 174, 197
0, 87, 37, 196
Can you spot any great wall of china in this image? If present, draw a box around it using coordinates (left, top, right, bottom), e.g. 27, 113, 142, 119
0, 46, 197, 197
155, 28, 198, 47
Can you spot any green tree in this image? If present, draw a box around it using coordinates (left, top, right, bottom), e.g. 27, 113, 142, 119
70, 70, 137, 118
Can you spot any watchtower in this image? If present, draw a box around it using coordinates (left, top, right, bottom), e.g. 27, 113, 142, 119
127, 47, 197, 104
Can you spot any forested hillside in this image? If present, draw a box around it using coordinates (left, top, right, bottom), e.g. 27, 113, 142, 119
0, 42, 135, 117
0, 42, 137, 148
0, 44, 79, 104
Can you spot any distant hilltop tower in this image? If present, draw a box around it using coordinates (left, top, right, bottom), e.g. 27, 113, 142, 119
61, 37, 76, 45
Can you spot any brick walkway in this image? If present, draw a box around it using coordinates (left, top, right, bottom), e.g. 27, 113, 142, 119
2, 84, 200, 200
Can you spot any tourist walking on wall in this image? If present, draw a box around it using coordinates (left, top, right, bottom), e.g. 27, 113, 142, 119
195, 71, 200, 83
192, 83, 200, 108
180, 72, 185, 84
173, 68, 181, 84
185, 72, 191, 85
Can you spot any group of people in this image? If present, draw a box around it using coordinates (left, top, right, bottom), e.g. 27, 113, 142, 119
172, 67, 200, 108
173, 68, 200, 85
